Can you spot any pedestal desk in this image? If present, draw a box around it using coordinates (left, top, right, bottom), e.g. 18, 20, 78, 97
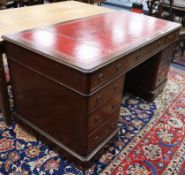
0, 1, 181, 163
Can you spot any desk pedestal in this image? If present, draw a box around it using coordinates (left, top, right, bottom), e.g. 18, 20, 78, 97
125, 45, 173, 101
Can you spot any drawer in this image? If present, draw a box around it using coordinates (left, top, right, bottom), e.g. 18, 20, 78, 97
133, 37, 166, 63
88, 75, 124, 113
155, 67, 169, 88
87, 111, 119, 152
88, 95, 121, 134
90, 60, 127, 92
166, 30, 179, 45
90, 36, 166, 91
128, 36, 166, 68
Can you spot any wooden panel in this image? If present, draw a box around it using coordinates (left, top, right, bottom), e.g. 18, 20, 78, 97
4, 42, 90, 95
8, 59, 88, 155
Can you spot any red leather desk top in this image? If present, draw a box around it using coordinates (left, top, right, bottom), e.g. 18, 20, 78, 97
3, 11, 180, 72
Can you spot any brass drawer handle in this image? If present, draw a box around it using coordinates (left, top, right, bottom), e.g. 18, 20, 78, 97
135, 53, 141, 60
113, 84, 119, 91
115, 63, 121, 71
96, 95, 102, 103
95, 115, 103, 124
98, 73, 104, 81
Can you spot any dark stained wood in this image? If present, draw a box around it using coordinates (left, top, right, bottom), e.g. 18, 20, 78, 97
3, 12, 181, 164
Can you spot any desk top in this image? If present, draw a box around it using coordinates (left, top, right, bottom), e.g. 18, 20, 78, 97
0, 1, 113, 41
3, 11, 180, 72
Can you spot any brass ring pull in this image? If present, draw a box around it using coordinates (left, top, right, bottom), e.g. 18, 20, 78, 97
113, 84, 119, 91
95, 115, 102, 124
98, 73, 103, 81
116, 63, 121, 71
96, 95, 102, 103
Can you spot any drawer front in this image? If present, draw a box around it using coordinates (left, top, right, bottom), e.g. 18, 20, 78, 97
155, 67, 169, 88
90, 60, 127, 92
88, 75, 124, 113
87, 111, 119, 152
166, 30, 179, 45
158, 45, 173, 73
90, 36, 167, 91
88, 95, 121, 134
131, 36, 166, 65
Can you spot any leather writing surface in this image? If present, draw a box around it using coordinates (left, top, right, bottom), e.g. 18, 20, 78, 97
4, 11, 180, 72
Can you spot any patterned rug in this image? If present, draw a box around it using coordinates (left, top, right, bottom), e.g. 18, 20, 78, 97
0, 66, 185, 175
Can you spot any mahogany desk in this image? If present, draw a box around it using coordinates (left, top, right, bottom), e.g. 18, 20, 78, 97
2, 10, 180, 162
0, 1, 113, 124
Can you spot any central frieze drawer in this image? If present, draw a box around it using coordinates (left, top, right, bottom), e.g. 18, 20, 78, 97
90, 36, 167, 92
